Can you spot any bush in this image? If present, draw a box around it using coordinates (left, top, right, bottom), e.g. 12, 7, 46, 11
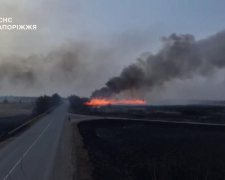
33, 93, 62, 116
3, 98, 8, 103
51, 93, 61, 106
69, 95, 90, 114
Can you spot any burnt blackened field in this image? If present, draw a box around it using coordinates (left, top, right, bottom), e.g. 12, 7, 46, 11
78, 119, 225, 180
90, 105, 225, 124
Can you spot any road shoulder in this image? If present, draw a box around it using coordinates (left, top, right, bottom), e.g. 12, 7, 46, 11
71, 121, 93, 180
50, 118, 74, 180
50, 115, 93, 180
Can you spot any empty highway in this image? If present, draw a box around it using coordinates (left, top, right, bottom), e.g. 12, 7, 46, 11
0, 103, 68, 180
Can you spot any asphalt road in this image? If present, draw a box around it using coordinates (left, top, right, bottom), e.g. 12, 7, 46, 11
0, 103, 68, 180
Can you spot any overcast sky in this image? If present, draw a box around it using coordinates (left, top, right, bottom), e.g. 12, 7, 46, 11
2, 0, 225, 53
0, 0, 225, 101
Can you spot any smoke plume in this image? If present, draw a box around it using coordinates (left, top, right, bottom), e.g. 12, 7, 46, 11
0, 0, 163, 96
0, 35, 153, 96
91, 30, 225, 99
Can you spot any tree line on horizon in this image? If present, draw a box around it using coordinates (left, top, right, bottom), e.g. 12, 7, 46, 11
33, 93, 91, 115
33, 93, 62, 115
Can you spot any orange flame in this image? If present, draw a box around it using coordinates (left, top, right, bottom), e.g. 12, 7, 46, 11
85, 98, 146, 106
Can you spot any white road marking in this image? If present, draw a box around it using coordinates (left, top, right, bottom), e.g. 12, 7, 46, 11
3, 116, 56, 180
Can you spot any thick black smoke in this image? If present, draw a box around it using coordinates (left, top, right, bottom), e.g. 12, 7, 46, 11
91, 30, 225, 99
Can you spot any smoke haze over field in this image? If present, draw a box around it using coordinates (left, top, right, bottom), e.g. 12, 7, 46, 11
92, 31, 225, 99
0, 1, 161, 96
0, 38, 155, 96
1, 0, 225, 101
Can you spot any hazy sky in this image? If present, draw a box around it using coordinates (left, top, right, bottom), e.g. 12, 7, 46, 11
0, 0, 225, 101
2, 0, 225, 53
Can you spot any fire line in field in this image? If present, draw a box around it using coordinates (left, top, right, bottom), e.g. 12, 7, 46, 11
85, 98, 146, 106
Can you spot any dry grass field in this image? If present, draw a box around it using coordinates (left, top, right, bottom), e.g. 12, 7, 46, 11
0, 102, 34, 137
0, 102, 33, 117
